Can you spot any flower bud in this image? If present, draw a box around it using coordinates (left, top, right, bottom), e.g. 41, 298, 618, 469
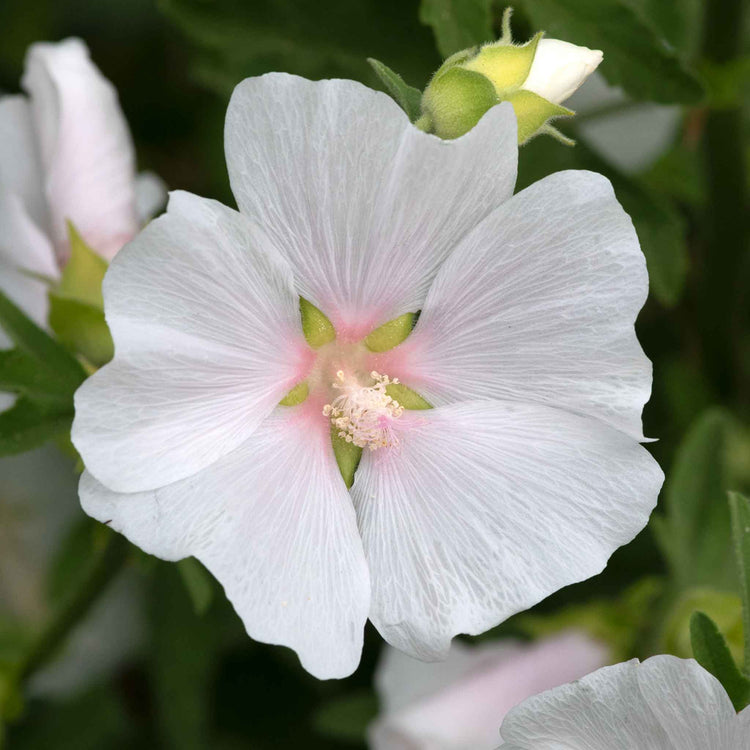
523, 39, 603, 105
420, 9, 602, 144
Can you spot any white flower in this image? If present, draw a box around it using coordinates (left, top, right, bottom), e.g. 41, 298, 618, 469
499, 655, 750, 749
73, 73, 663, 679
522, 39, 603, 105
0, 38, 165, 374
370, 632, 609, 750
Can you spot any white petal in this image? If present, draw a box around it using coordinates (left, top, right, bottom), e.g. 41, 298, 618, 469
79, 409, 370, 680
0, 191, 57, 340
522, 39, 602, 105
225, 73, 517, 337
387, 170, 651, 440
637, 656, 741, 748
351, 400, 662, 660
372, 633, 608, 750
22, 38, 138, 261
73, 191, 310, 493
0, 95, 48, 232
134, 170, 167, 223
499, 656, 745, 749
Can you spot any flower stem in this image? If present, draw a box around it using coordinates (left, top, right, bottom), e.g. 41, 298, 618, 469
697, 0, 748, 403
14, 531, 129, 684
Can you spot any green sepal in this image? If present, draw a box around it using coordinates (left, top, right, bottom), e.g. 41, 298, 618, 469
331, 429, 362, 489
279, 381, 309, 406
58, 222, 108, 309
422, 66, 498, 139
507, 89, 574, 144
364, 313, 417, 352
463, 33, 543, 96
300, 298, 335, 348
48, 294, 114, 367
432, 46, 480, 79
690, 611, 750, 711
367, 58, 423, 123
386, 383, 431, 410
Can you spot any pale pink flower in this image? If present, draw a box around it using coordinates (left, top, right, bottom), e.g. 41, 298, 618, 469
0, 38, 164, 335
73, 73, 663, 679
370, 631, 609, 749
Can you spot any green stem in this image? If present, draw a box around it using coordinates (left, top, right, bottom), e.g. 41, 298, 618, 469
697, 0, 748, 401
14, 532, 129, 684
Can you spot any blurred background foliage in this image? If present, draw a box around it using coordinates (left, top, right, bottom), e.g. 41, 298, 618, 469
0, 0, 748, 747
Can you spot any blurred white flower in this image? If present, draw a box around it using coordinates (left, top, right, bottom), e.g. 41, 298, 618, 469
73, 73, 662, 679
567, 72, 681, 174
369, 632, 609, 750
0, 38, 166, 386
499, 655, 750, 749
0, 447, 144, 696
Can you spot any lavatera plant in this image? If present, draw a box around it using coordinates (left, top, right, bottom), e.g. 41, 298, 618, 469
73, 73, 663, 679
418, 8, 602, 142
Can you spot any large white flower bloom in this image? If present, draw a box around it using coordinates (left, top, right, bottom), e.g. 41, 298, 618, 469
73, 73, 663, 679
370, 631, 608, 749
0, 38, 164, 400
499, 655, 750, 748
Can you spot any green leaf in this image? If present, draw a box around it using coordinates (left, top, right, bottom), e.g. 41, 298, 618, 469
0, 290, 86, 397
331, 429, 362, 489
365, 313, 417, 352
518, 0, 704, 104
48, 294, 114, 367
299, 298, 335, 348
0, 398, 74, 457
419, 0, 493, 57
177, 558, 214, 616
313, 690, 378, 742
57, 223, 108, 309
159, 0, 439, 99
661, 588, 744, 666
367, 58, 423, 122
0, 349, 70, 402
653, 409, 736, 591
690, 611, 750, 711
729, 491, 750, 673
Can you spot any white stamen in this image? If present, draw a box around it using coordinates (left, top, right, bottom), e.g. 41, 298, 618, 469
322, 371, 403, 450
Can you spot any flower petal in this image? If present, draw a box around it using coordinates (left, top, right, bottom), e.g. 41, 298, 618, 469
351, 400, 662, 660
499, 656, 744, 749
79, 408, 370, 680
225, 73, 517, 337
636, 656, 741, 748
386, 170, 651, 439
73, 191, 311, 493
0, 191, 57, 349
372, 633, 608, 750
22, 38, 138, 261
0, 95, 48, 232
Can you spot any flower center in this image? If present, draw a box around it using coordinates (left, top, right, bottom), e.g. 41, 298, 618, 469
323, 371, 404, 451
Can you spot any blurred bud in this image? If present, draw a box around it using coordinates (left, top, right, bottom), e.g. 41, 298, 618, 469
420, 8, 602, 144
